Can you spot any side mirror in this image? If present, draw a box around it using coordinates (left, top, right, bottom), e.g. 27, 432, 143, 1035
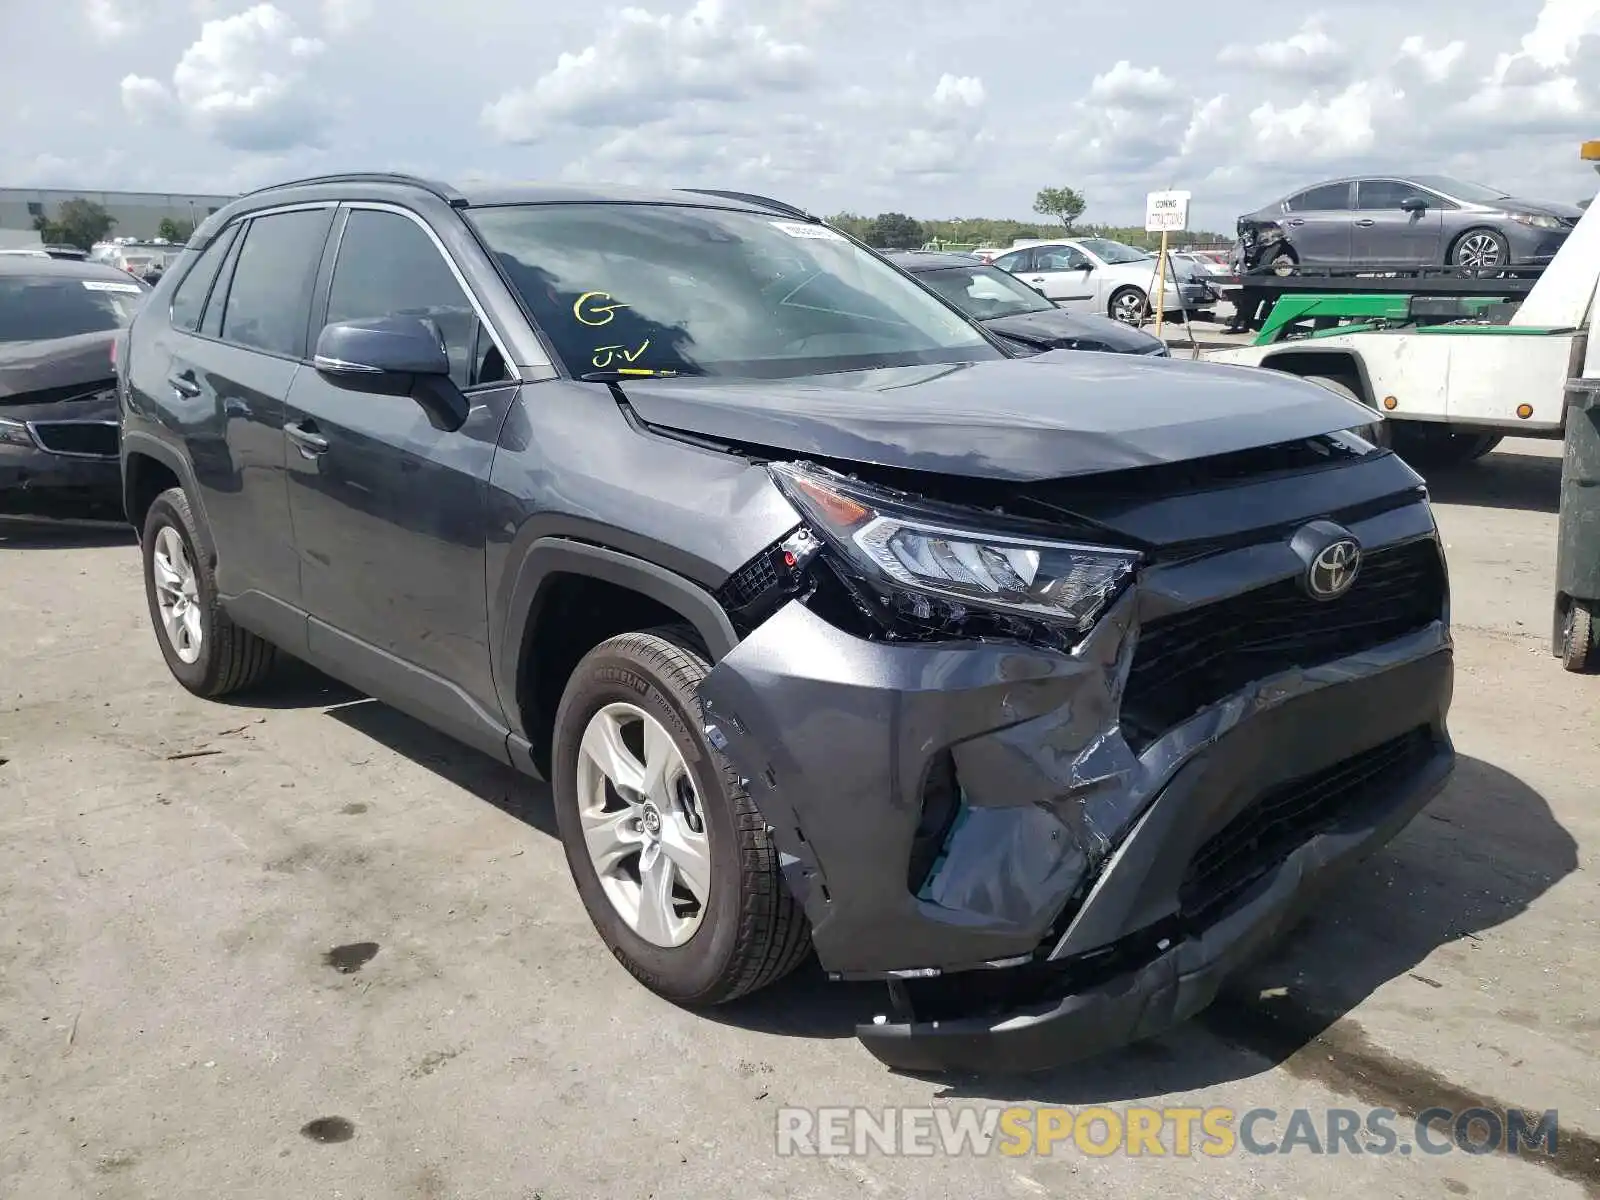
314, 315, 468, 431
1400, 196, 1428, 213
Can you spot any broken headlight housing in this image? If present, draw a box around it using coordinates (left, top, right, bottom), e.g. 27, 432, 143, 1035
770, 461, 1140, 647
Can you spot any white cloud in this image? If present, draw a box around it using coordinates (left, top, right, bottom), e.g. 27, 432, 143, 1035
1457, 0, 1598, 133
482, 0, 813, 143
1398, 35, 1466, 84
930, 73, 985, 110
83, 0, 136, 40
321, 0, 373, 35
119, 74, 176, 122
120, 4, 327, 152
1218, 17, 1349, 83
1088, 61, 1178, 110
1247, 79, 1405, 164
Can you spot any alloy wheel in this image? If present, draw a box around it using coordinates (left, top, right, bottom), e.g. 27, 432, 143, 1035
1111, 291, 1146, 324
1456, 233, 1503, 272
575, 702, 711, 948
151, 524, 203, 664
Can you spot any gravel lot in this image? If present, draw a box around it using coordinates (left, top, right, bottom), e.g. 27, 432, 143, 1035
2, 438, 1597, 1199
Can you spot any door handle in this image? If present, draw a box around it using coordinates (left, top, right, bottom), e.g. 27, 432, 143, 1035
168, 371, 200, 398
1355, 218, 1375, 227
1287, 218, 1305, 226
1029, 277, 1047, 283
284, 419, 329, 457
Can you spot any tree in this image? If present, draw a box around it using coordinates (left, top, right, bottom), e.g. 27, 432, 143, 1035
865, 212, 924, 249
1033, 186, 1086, 229
157, 217, 195, 243
32, 198, 117, 250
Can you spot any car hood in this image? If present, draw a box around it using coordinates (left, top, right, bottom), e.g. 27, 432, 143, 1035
619, 354, 1375, 482
1495, 196, 1587, 221
982, 309, 1165, 354
0, 331, 117, 403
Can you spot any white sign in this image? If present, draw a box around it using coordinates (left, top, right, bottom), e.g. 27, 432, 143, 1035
1144, 190, 1191, 233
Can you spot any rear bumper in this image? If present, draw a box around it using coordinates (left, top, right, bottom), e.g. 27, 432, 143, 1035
701, 526, 1453, 1072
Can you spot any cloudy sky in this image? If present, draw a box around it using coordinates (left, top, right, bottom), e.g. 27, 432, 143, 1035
1, 0, 1597, 230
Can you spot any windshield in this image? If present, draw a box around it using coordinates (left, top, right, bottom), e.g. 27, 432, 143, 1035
913, 263, 1055, 319
1076, 238, 1151, 265
0, 275, 146, 342
1410, 175, 1512, 204
469, 204, 999, 379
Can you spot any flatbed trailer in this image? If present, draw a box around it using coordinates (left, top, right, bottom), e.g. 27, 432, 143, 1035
1205, 175, 1600, 466
1210, 140, 1600, 670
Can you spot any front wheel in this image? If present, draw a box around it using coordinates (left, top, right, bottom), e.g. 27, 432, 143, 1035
549, 628, 810, 1005
1109, 286, 1148, 325
1451, 228, 1510, 277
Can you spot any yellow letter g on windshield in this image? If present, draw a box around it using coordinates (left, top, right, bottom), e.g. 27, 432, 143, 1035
574, 292, 630, 327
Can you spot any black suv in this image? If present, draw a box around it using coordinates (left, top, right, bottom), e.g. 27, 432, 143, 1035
119, 174, 1455, 1072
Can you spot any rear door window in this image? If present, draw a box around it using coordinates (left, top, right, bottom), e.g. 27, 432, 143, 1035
218, 208, 335, 358
1286, 183, 1353, 212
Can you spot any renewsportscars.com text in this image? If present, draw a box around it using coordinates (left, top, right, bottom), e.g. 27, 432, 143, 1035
775, 1105, 1559, 1159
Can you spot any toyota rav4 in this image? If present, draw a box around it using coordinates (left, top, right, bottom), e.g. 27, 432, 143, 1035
117, 174, 1455, 1072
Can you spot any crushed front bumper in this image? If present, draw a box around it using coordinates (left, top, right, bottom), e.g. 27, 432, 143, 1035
700, 532, 1454, 1072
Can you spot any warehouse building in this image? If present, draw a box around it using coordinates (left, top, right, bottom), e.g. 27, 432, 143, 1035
0, 187, 236, 247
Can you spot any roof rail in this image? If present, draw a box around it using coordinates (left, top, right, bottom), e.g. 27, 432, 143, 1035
679, 188, 815, 221
245, 172, 468, 208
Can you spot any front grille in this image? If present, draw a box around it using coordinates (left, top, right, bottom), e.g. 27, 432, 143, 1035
1179, 728, 1435, 925
1121, 538, 1445, 749
29, 421, 119, 457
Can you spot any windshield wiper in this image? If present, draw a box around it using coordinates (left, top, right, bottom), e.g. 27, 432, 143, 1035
579, 368, 682, 382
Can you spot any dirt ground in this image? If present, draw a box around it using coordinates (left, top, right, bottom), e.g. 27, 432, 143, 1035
2, 437, 1597, 1199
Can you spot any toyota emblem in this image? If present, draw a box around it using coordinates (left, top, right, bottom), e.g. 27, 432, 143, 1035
1307, 539, 1361, 600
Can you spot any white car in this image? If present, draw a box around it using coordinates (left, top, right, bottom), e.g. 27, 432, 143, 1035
990, 237, 1213, 323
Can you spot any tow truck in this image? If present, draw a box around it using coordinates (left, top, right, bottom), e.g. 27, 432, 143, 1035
1207, 140, 1600, 670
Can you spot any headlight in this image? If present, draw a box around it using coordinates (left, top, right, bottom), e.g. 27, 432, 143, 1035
769, 461, 1140, 639
1508, 211, 1564, 230
0, 417, 37, 449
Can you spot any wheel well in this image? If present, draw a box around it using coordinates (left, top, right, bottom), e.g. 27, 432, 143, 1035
1258, 351, 1372, 407
518, 572, 708, 777
124, 452, 181, 533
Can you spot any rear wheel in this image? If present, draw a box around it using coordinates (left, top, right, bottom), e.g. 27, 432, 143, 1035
550, 628, 810, 1005
1559, 598, 1596, 673
141, 486, 277, 697
1270, 251, 1298, 276
1389, 425, 1502, 468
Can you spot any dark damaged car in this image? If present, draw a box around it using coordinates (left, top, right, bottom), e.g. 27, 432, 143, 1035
884, 250, 1169, 357
118, 176, 1456, 1073
2, 256, 147, 517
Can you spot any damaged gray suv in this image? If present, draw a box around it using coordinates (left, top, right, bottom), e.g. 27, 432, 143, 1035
118, 174, 1455, 1072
